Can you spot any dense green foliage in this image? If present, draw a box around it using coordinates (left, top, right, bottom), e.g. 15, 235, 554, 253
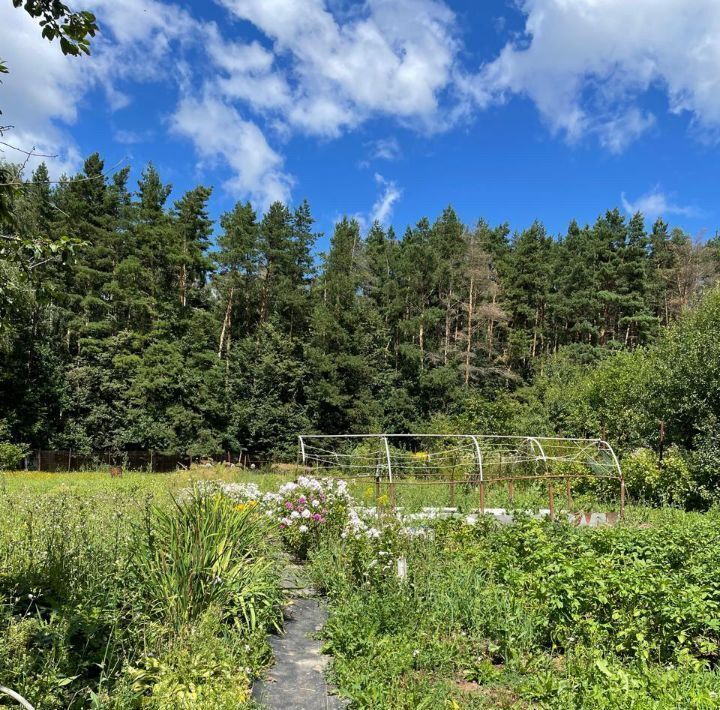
2, 155, 718, 464
311, 512, 720, 708
493, 285, 720, 508
0, 472, 282, 708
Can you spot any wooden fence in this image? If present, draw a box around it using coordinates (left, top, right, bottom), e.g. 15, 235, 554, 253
27, 450, 247, 473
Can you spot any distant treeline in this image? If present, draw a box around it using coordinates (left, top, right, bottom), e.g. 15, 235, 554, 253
1, 153, 719, 457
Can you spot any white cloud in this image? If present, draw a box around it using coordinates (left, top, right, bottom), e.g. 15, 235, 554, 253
0, 132, 82, 180
205, 27, 292, 111
9, 0, 720, 212
0, 6, 87, 176
0, 0, 293, 204
621, 186, 697, 222
0, 0, 199, 177
370, 173, 401, 225
470, 0, 720, 151
113, 129, 153, 145
367, 137, 401, 162
166, 0, 459, 205
215, 0, 459, 136
171, 92, 292, 209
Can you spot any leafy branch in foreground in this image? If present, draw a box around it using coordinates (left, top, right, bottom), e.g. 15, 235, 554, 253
10, 0, 97, 58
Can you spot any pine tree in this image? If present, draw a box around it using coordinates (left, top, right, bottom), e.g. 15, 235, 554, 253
216, 200, 260, 357
172, 186, 213, 310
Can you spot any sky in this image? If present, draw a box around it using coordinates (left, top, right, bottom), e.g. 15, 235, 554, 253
2, 0, 720, 248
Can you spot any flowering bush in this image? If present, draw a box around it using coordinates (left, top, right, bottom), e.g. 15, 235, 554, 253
263, 477, 352, 559
336, 508, 429, 589
180, 480, 261, 504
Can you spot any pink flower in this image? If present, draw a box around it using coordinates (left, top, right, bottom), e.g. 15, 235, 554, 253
285, 502, 294, 510
312, 513, 321, 521
298, 496, 307, 504
279, 523, 286, 529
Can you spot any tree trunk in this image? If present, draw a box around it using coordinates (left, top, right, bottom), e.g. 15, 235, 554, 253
179, 264, 187, 307
259, 264, 272, 323
444, 287, 453, 365
464, 274, 474, 387
218, 286, 234, 358
487, 293, 496, 356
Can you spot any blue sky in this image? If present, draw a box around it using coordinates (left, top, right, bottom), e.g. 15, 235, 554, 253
3, 0, 719, 248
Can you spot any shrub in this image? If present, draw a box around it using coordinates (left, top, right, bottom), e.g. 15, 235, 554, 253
622, 446, 692, 507
121, 611, 257, 709
0, 441, 27, 470
688, 426, 720, 508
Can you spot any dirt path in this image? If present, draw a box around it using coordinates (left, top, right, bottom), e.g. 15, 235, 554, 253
252, 564, 345, 710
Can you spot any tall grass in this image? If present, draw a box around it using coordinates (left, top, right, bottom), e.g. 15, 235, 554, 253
0, 473, 283, 708
137, 489, 281, 632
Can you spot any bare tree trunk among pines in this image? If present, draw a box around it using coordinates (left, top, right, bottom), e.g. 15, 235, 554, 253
487, 293, 496, 356
465, 274, 474, 387
218, 286, 234, 358
259, 265, 271, 323
179, 264, 187, 307
443, 286, 455, 365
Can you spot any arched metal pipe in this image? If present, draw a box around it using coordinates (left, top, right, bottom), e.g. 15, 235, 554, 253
298, 435, 307, 466
469, 435, 484, 482
526, 436, 547, 461
382, 436, 393, 482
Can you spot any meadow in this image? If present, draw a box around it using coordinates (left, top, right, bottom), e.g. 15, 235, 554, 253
2, 469, 720, 708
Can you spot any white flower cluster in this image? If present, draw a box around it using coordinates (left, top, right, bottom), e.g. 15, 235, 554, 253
276, 476, 350, 500
219, 482, 261, 502
179, 480, 261, 503
342, 507, 381, 539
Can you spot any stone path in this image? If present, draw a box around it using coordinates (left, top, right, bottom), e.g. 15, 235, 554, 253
252, 564, 346, 710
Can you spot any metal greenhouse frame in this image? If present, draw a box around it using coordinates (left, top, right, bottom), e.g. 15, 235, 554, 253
297, 434, 625, 518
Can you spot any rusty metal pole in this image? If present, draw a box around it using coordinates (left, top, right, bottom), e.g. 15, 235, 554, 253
565, 478, 573, 511
548, 482, 555, 521
470, 436, 484, 514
